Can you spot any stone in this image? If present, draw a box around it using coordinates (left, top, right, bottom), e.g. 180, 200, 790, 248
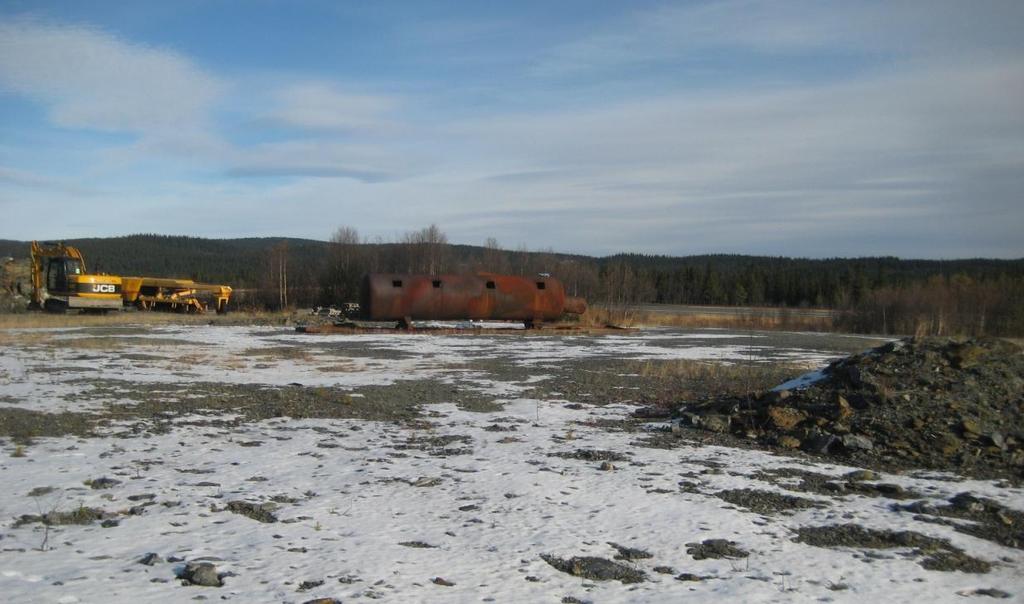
939, 434, 962, 456
767, 406, 806, 431
297, 579, 324, 592
778, 436, 802, 449
180, 562, 222, 587
844, 470, 878, 482
845, 366, 863, 386
803, 434, 839, 455
699, 414, 731, 434
961, 418, 981, 437
841, 434, 874, 452
138, 552, 162, 566
986, 432, 1006, 450
675, 573, 705, 582
834, 395, 853, 422
947, 343, 987, 369
226, 501, 278, 523
599, 461, 615, 471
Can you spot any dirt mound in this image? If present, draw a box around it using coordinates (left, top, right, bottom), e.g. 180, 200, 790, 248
677, 337, 1024, 479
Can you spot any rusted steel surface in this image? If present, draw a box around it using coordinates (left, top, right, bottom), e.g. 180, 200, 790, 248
360, 273, 587, 323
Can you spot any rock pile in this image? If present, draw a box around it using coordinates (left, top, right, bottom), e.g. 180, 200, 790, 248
675, 337, 1024, 479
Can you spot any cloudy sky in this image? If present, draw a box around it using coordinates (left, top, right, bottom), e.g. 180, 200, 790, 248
1, 1, 1022, 258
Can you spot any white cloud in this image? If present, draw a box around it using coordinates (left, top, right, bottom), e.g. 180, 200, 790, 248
266, 82, 398, 133
0, 18, 224, 135
531, 0, 1024, 76
1, 5, 1022, 258
225, 139, 409, 182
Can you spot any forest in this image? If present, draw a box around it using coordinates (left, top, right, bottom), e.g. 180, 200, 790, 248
2, 228, 1022, 336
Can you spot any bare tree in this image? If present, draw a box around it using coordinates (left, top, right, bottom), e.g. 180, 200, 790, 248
481, 237, 509, 273
274, 241, 289, 309
321, 226, 362, 304
398, 224, 450, 274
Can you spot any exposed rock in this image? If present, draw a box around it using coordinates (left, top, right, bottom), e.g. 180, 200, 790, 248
840, 434, 874, 451
607, 542, 652, 561
550, 449, 629, 462
675, 572, 709, 582
431, 577, 455, 586
713, 489, 827, 515
892, 491, 1024, 550
398, 541, 437, 548
697, 414, 731, 433
675, 337, 1024, 480
226, 500, 278, 523
777, 435, 801, 449
14, 506, 106, 527
540, 554, 646, 583
794, 524, 991, 573
767, 406, 806, 430
179, 561, 223, 587
86, 477, 121, 490
297, 579, 324, 592
685, 539, 748, 560
138, 552, 162, 566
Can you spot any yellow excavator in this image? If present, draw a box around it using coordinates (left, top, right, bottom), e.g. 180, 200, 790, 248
28, 241, 232, 314
28, 241, 123, 312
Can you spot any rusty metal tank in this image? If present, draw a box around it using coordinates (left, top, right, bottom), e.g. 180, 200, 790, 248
360, 273, 586, 323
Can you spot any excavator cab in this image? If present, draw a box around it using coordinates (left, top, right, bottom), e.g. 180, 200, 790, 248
45, 256, 86, 295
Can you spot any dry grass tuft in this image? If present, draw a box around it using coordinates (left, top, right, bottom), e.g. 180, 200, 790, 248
578, 305, 833, 332
0, 310, 298, 330
630, 359, 808, 400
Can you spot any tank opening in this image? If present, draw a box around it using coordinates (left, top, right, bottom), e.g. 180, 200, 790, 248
486, 281, 496, 289
432, 280, 442, 288
392, 280, 403, 287
536, 281, 546, 290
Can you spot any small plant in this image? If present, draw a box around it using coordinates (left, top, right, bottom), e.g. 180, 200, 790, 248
11, 444, 26, 458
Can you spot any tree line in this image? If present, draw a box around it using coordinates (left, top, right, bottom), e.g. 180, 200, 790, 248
1, 231, 1021, 336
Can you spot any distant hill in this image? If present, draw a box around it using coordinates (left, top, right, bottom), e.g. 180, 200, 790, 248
2, 234, 1022, 336
0, 235, 326, 286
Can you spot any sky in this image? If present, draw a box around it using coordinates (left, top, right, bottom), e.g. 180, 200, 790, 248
0, 1, 1022, 258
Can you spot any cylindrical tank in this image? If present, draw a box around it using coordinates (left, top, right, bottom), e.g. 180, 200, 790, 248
360, 273, 586, 322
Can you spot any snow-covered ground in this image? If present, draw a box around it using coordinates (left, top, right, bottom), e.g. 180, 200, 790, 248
0, 325, 1020, 603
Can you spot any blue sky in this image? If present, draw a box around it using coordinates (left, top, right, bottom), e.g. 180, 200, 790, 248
1, 1, 1022, 258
